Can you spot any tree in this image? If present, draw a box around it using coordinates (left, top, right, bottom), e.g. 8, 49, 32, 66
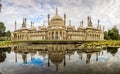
6, 30, 11, 37
104, 26, 120, 40
108, 26, 119, 40
104, 31, 109, 40
118, 34, 120, 40
0, 22, 6, 37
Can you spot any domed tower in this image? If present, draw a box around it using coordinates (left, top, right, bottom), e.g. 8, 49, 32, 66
47, 8, 66, 40
30, 22, 36, 31
38, 21, 47, 31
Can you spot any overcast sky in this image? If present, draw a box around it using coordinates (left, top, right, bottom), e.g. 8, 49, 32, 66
0, 0, 120, 32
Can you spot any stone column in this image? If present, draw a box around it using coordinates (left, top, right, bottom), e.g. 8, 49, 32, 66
58, 31, 59, 40
54, 31, 55, 40
50, 32, 51, 40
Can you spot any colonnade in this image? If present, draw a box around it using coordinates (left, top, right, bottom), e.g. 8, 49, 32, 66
14, 33, 29, 41
86, 33, 101, 40
48, 31, 66, 40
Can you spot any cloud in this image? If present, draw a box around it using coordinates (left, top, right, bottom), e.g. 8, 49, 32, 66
0, 0, 120, 32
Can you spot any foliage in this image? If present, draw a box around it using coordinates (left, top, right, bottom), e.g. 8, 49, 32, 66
104, 31, 109, 40
104, 26, 120, 40
6, 30, 11, 37
0, 22, 11, 40
0, 22, 6, 37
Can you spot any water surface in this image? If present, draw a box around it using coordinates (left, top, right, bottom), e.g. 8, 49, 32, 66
0, 44, 120, 74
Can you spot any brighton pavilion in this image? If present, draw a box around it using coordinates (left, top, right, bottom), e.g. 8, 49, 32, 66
11, 8, 104, 41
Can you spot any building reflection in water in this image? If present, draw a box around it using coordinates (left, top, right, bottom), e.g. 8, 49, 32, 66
13, 44, 117, 71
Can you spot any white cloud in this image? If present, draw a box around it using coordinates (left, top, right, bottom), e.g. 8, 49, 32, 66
0, 0, 120, 32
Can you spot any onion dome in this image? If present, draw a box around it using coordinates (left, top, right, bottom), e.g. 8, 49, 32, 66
30, 22, 36, 31
51, 8, 63, 21
78, 21, 84, 30
41, 22, 47, 30
51, 15, 63, 21
67, 20, 74, 30
49, 8, 64, 27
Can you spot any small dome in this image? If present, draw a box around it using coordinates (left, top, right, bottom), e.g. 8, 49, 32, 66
78, 25, 84, 30
40, 24, 47, 30
41, 24, 46, 28
67, 20, 74, 29
67, 24, 73, 29
30, 25, 36, 31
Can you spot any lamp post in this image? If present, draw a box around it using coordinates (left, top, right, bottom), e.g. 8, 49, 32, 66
0, 0, 2, 12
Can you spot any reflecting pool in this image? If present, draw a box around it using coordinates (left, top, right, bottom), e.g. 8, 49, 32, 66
0, 44, 120, 74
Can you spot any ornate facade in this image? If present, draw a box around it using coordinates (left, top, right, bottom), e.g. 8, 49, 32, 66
11, 8, 104, 41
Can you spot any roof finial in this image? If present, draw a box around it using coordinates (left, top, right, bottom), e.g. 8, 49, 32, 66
56, 7, 58, 15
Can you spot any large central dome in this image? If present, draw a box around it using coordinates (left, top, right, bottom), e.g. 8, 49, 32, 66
49, 8, 65, 27
51, 8, 63, 21
51, 14, 63, 21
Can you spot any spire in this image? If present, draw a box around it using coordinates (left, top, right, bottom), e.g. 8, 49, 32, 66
80, 20, 83, 27
56, 7, 58, 15
15, 21, 17, 31
89, 16, 92, 26
48, 14, 50, 25
87, 16, 93, 27
64, 13, 66, 25
31, 21, 32, 28
100, 25, 101, 30
25, 18, 27, 24
103, 26, 105, 31
22, 18, 27, 28
97, 19, 100, 28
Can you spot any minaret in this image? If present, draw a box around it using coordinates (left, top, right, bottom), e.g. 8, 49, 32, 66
87, 16, 90, 27
22, 18, 27, 28
100, 25, 101, 30
89, 16, 92, 27
103, 26, 105, 31
15, 21, 17, 31
25, 18, 27, 26
31, 21, 32, 28
56, 8, 58, 15
87, 16, 93, 27
97, 19, 100, 29
80, 20, 83, 27
0, 0, 2, 12
48, 14, 50, 25
64, 13, 66, 25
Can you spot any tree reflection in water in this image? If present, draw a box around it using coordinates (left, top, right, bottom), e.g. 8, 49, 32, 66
0, 47, 11, 63
107, 47, 119, 55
